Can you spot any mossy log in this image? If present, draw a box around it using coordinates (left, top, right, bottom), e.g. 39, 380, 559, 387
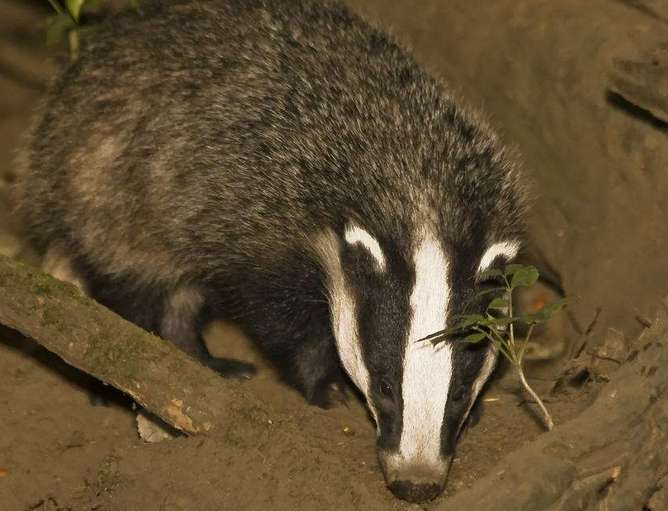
0, 253, 266, 434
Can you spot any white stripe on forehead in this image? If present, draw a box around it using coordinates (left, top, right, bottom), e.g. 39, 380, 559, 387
478, 241, 521, 273
344, 224, 386, 271
399, 230, 452, 466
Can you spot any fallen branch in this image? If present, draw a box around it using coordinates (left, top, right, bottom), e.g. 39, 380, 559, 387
0, 253, 266, 434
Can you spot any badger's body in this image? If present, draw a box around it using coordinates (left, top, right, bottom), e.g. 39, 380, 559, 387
15, 0, 526, 502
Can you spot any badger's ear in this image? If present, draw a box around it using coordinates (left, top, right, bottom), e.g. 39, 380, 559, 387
343, 222, 386, 271
477, 240, 521, 273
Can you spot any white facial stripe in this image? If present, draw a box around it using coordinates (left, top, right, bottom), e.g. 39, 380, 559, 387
399, 231, 451, 466
344, 224, 386, 271
314, 230, 377, 421
478, 241, 521, 273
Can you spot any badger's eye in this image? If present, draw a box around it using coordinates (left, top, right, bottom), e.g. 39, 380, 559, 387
450, 387, 468, 402
379, 379, 393, 398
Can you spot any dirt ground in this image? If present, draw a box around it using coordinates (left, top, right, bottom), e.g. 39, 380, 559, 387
1, 1, 666, 510
0, 317, 597, 511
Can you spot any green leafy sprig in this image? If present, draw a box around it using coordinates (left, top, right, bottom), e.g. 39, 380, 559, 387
421, 264, 566, 431
45, 1, 140, 59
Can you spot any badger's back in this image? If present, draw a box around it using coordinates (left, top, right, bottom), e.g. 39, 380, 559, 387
16, 0, 523, 290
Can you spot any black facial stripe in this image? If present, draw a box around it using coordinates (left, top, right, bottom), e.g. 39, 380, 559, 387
441, 341, 491, 455
341, 238, 413, 451
438, 229, 511, 456
343, 242, 382, 278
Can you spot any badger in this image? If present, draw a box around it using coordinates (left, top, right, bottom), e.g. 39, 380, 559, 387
13, 0, 527, 502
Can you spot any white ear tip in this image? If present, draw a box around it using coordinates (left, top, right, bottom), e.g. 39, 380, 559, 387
344, 224, 386, 271
478, 241, 520, 272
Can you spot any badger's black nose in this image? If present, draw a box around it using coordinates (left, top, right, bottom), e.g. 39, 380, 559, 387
388, 480, 442, 502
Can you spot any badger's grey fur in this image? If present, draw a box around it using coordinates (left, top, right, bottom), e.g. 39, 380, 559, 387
14, 0, 527, 502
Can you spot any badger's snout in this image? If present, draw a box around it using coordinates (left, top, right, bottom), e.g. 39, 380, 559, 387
378, 451, 451, 502
388, 480, 443, 503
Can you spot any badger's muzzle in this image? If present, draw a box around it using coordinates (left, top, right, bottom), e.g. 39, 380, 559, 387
378, 451, 452, 502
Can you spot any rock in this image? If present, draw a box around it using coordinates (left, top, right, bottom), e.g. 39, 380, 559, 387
136, 410, 176, 443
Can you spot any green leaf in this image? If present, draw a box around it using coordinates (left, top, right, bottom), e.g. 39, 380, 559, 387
463, 332, 487, 343
488, 316, 520, 327
419, 325, 468, 343
437, 325, 473, 338
510, 266, 539, 289
476, 286, 506, 297
520, 313, 541, 325
46, 14, 76, 46
66, 0, 86, 22
419, 314, 494, 344
535, 298, 568, 321
503, 264, 526, 276
418, 329, 446, 343
456, 313, 486, 325
455, 314, 498, 330
520, 299, 567, 325
488, 297, 509, 310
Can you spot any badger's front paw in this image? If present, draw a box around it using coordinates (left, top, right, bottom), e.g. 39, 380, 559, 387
305, 380, 350, 409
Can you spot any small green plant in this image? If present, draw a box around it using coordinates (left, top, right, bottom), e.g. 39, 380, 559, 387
45, 0, 140, 59
46, 0, 93, 59
421, 264, 566, 431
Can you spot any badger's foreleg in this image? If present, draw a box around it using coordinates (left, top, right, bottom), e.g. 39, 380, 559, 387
160, 286, 255, 378
293, 333, 345, 408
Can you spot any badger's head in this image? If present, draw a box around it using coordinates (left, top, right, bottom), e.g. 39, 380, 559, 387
316, 219, 521, 502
